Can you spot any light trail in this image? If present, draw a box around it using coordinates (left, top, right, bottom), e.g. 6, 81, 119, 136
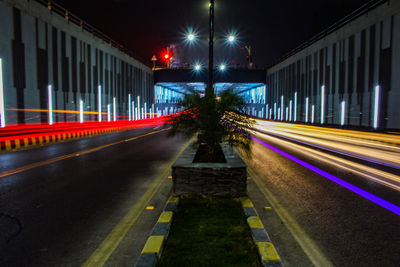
0, 128, 170, 180
251, 121, 400, 190
233, 119, 400, 215
250, 133, 400, 215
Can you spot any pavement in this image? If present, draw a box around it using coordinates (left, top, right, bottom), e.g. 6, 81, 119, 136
0, 125, 190, 266
1, 121, 399, 266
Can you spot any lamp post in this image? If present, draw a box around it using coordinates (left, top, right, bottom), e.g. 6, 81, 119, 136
208, 0, 215, 96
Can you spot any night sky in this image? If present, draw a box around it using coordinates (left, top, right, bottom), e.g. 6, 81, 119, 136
54, 0, 370, 68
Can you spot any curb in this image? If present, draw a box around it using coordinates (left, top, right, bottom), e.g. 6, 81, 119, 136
0, 126, 132, 153
134, 195, 179, 267
240, 197, 283, 267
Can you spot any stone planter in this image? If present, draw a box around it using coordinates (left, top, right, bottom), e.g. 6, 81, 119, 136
172, 143, 247, 197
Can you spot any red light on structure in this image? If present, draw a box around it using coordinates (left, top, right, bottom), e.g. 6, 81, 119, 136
162, 52, 172, 61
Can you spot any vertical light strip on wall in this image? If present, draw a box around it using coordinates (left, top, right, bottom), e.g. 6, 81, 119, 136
48, 85, 53, 125
305, 97, 309, 123
321, 85, 325, 124
152, 104, 155, 119
289, 100, 292, 121
266, 104, 269, 120
374, 85, 380, 129
278, 107, 281, 120
132, 101, 135, 120
98, 85, 102, 122
79, 99, 84, 123
144, 102, 147, 119
341, 100, 345, 126
269, 108, 272, 120
107, 104, 111, 122
128, 94, 131, 121
0, 59, 5, 128
137, 96, 140, 120
294, 92, 297, 122
285, 107, 288, 121
274, 103, 277, 120
311, 104, 315, 124
281, 95, 284, 120
113, 97, 116, 121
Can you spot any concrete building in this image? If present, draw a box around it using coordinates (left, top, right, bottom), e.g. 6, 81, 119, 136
0, 0, 153, 125
266, 0, 400, 130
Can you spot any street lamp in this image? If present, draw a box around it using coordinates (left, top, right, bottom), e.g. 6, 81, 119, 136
228, 34, 235, 43
208, 0, 215, 96
194, 64, 201, 71
219, 64, 226, 71
188, 33, 195, 41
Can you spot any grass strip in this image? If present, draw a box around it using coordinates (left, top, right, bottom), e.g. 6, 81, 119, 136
157, 197, 261, 267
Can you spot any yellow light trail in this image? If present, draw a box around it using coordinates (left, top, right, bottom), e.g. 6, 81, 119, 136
252, 120, 400, 191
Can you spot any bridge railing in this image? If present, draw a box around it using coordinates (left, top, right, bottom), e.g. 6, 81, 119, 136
35, 0, 148, 65
269, 0, 388, 67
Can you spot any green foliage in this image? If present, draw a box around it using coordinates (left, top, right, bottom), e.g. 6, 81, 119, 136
167, 88, 254, 157
156, 198, 262, 267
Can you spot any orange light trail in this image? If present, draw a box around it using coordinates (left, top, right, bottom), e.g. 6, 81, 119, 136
7, 108, 106, 115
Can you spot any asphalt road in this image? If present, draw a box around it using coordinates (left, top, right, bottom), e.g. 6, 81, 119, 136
241, 122, 400, 267
0, 126, 188, 266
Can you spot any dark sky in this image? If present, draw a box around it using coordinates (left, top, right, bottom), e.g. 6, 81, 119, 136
54, 0, 370, 68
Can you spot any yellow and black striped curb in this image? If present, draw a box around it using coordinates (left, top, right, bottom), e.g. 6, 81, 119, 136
134, 195, 179, 267
241, 197, 283, 267
0, 126, 133, 153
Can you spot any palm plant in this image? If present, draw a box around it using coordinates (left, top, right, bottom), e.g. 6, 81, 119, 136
167, 88, 254, 162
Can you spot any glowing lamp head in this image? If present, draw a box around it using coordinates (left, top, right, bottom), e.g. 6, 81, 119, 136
188, 33, 195, 41
164, 53, 170, 60
228, 35, 235, 43
219, 64, 226, 71
194, 64, 201, 71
